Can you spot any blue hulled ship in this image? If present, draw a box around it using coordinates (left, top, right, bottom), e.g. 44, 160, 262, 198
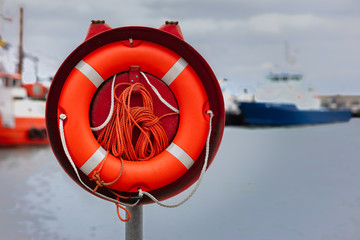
237, 72, 352, 126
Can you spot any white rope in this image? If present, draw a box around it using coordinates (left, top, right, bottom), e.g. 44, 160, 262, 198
59, 113, 140, 207
60, 71, 213, 207
137, 110, 214, 208
140, 71, 180, 114
90, 74, 116, 131
59, 109, 214, 208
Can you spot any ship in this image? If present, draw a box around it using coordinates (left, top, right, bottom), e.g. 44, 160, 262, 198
0, 6, 48, 146
236, 72, 352, 126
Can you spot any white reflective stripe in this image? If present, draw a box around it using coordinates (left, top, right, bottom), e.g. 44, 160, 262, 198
166, 143, 194, 170
75, 60, 104, 88
161, 57, 188, 86
79, 147, 107, 175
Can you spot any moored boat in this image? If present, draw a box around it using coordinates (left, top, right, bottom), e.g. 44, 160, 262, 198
0, 73, 48, 146
237, 72, 352, 126
0, 7, 48, 146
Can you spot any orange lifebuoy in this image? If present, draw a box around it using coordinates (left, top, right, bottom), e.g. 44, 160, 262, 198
47, 24, 225, 204
58, 40, 210, 193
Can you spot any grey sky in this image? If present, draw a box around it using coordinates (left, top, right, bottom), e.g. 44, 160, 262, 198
2, 0, 360, 94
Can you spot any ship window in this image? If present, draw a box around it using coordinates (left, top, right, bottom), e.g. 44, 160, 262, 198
270, 76, 280, 81
291, 75, 302, 80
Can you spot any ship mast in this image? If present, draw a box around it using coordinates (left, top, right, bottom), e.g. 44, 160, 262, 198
17, 6, 23, 81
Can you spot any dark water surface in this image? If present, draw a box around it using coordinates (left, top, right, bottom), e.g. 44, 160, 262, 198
1, 119, 360, 240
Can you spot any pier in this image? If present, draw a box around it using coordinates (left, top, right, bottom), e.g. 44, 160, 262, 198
320, 95, 360, 117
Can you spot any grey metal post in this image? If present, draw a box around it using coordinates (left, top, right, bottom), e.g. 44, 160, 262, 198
125, 205, 143, 240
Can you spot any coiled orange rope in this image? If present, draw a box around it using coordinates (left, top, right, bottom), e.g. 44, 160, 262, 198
91, 81, 177, 221
97, 82, 175, 160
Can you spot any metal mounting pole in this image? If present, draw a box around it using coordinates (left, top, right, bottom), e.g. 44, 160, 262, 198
125, 205, 143, 240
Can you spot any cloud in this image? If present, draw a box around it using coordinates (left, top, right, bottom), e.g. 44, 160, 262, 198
248, 14, 329, 34
3, 0, 360, 94
144, 0, 360, 20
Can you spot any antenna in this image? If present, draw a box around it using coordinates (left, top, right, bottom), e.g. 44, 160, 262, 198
17, 6, 23, 80
285, 41, 297, 65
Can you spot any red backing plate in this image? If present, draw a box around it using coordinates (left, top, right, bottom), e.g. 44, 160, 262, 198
90, 71, 179, 142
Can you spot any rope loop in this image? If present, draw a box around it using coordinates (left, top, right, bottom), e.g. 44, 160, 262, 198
116, 197, 131, 222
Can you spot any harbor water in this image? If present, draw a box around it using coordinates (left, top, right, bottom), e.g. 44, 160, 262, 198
1, 119, 360, 240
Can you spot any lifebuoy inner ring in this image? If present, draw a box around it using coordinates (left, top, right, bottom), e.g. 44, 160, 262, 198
58, 40, 210, 193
